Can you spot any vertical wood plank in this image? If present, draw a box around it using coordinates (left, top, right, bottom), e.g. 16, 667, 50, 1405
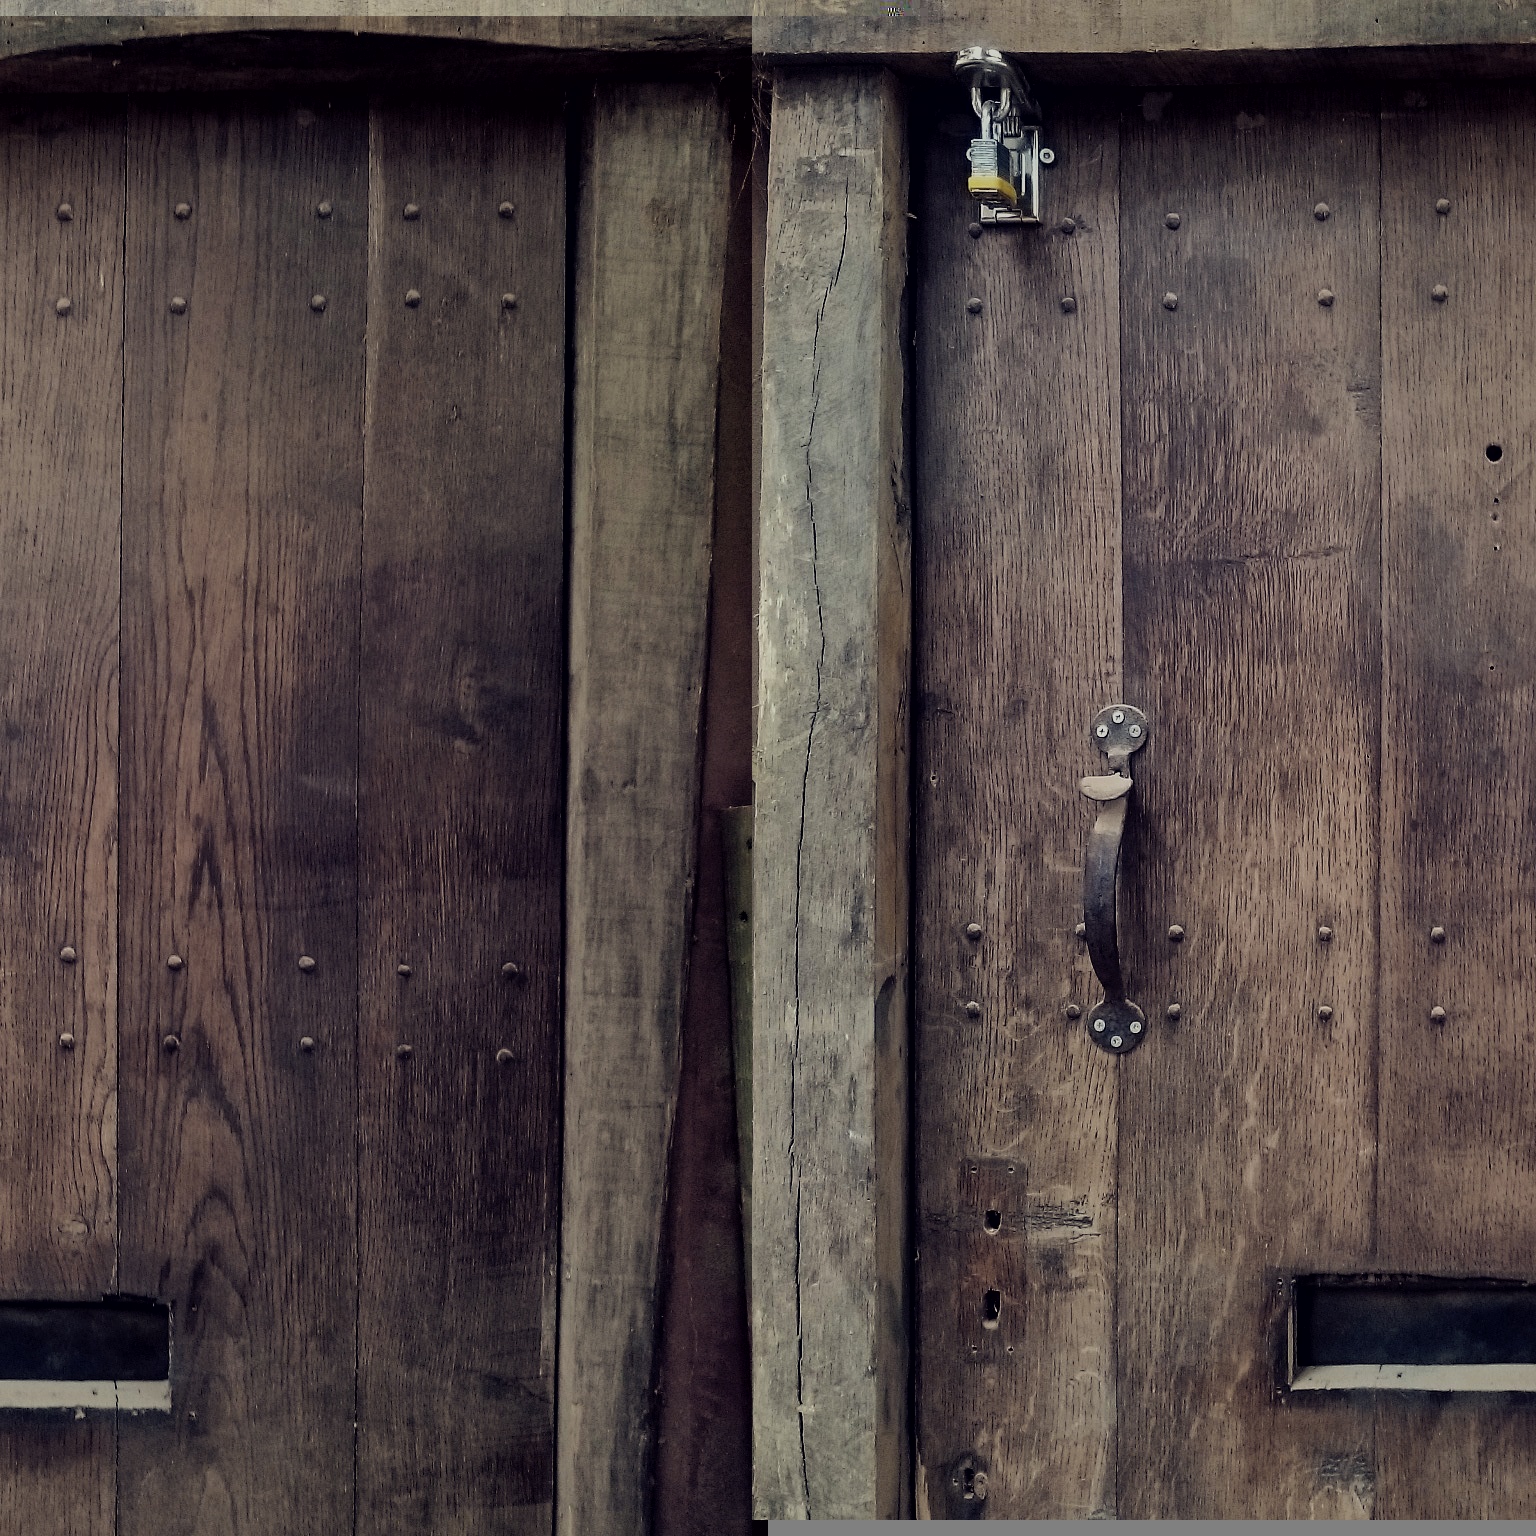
911, 101, 1121, 1521
0, 98, 122, 1536
1116, 89, 1380, 1516
357, 98, 566, 1536
118, 100, 364, 1536
1376, 83, 1536, 1518
560, 81, 732, 1536
752, 67, 909, 1521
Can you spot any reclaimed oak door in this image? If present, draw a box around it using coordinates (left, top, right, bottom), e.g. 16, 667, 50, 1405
0, 95, 564, 1533
915, 83, 1536, 1518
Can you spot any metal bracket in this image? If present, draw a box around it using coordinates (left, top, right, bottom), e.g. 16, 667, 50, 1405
953, 46, 1050, 227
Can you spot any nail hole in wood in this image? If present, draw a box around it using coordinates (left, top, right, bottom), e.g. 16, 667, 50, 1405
982, 1209, 1002, 1233
1487, 443, 1504, 462
982, 1289, 1002, 1329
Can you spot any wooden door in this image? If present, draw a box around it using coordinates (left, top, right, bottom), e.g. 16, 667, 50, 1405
0, 93, 564, 1533
915, 81, 1536, 1518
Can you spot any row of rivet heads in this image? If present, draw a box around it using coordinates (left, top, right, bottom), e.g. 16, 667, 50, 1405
50, 198, 523, 317
961, 200, 1465, 315
53, 945, 527, 1062
956, 920, 1458, 1033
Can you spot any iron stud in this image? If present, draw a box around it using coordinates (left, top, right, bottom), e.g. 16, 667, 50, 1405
1162, 292, 1178, 310
169, 297, 187, 315
163, 1034, 179, 1052
965, 923, 983, 941
174, 202, 192, 220
1318, 1005, 1333, 1021
298, 955, 317, 972
1314, 202, 1331, 220
1074, 922, 1086, 939
965, 1000, 981, 1017
496, 1047, 514, 1065
1430, 1005, 1447, 1023
498, 202, 515, 219
1060, 296, 1077, 313
966, 297, 983, 314
56, 203, 73, 222
967, 221, 983, 239
59, 946, 77, 963
1318, 289, 1335, 307
1168, 924, 1185, 942
1059, 217, 1076, 234
167, 954, 183, 970
1432, 284, 1449, 302
1064, 1003, 1081, 1019
1430, 925, 1446, 943
403, 203, 420, 221
1436, 198, 1451, 215
1166, 1003, 1181, 1019
501, 293, 518, 311
404, 289, 421, 307
1164, 212, 1181, 229
55, 297, 71, 316
395, 1043, 413, 1060
1318, 925, 1334, 942
316, 201, 333, 218
309, 294, 327, 313
502, 961, 523, 978
397, 963, 413, 977
59, 1033, 75, 1050
299, 1036, 315, 1052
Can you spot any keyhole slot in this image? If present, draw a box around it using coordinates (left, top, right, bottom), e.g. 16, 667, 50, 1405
982, 1208, 1002, 1233
982, 1288, 1002, 1329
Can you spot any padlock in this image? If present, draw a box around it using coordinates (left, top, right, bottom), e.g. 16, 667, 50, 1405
966, 136, 1018, 210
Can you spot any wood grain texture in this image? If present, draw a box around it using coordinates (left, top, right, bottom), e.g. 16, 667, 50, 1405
752, 67, 908, 1522
561, 81, 731, 1536
1116, 90, 1380, 1516
117, 100, 365, 1536
1375, 83, 1536, 1518
911, 100, 1121, 1522
0, 98, 122, 1536
356, 99, 566, 1536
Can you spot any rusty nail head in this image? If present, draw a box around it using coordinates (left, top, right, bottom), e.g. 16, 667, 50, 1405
498, 201, 515, 219
397, 963, 412, 977
59, 1033, 75, 1050
396, 1043, 413, 1060
1318, 925, 1334, 941
1318, 1005, 1333, 1020
403, 203, 420, 220
1430, 1005, 1447, 1023
316, 201, 333, 218
300, 1036, 315, 1052
167, 954, 184, 970
1166, 1002, 1182, 1019
1162, 292, 1178, 310
966, 297, 983, 314
55, 297, 71, 316
966, 923, 984, 941
298, 955, 317, 972
965, 1000, 981, 1017
967, 221, 983, 239
1432, 284, 1449, 302
309, 294, 327, 313
1318, 289, 1335, 307
163, 1034, 179, 1052
1074, 921, 1087, 939
1060, 217, 1076, 234
404, 289, 421, 308
169, 297, 187, 315
1065, 1002, 1082, 1019
1164, 212, 1181, 229
1060, 296, 1077, 313
174, 202, 192, 220
56, 203, 73, 222
1168, 924, 1185, 942
496, 1047, 514, 1065
501, 293, 518, 310
1436, 198, 1451, 215
1430, 925, 1446, 943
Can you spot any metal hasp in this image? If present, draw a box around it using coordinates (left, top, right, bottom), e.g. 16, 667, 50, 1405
953, 46, 1047, 227
1080, 704, 1150, 1054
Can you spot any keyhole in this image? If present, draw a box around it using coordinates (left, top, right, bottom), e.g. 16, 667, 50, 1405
982, 1288, 1002, 1329
1487, 443, 1504, 462
983, 1209, 1002, 1233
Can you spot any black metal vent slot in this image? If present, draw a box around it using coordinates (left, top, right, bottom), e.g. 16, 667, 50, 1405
0, 1299, 170, 1410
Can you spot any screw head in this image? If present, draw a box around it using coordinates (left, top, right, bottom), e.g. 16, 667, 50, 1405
1318, 289, 1335, 307
403, 203, 420, 220
967, 221, 983, 238
965, 923, 983, 941
1059, 217, 1076, 235
397, 963, 413, 977
1168, 924, 1185, 942
404, 289, 421, 308
169, 296, 187, 315
316, 200, 333, 218
966, 297, 983, 314
56, 202, 73, 222
1060, 296, 1077, 314
1074, 921, 1086, 939
1095, 723, 1110, 739
1128, 723, 1143, 738
58, 1032, 75, 1051
1166, 1002, 1182, 1020
496, 1047, 514, 1065
1129, 1019, 1143, 1034
395, 1043, 414, 1060
1164, 212, 1181, 229
1093, 1018, 1105, 1033
298, 955, 317, 972
965, 1000, 981, 1017
1162, 292, 1178, 311
498, 201, 515, 219
1318, 925, 1334, 942
1430, 925, 1446, 943
55, 297, 71, 316
501, 293, 518, 311
1039, 148, 1056, 165
167, 954, 183, 970
299, 1036, 315, 1052
1110, 1034, 1123, 1048
173, 202, 192, 220
1432, 284, 1449, 302
1110, 710, 1124, 724
1064, 1002, 1082, 1019
59, 945, 77, 963
162, 1034, 180, 1052
1436, 198, 1451, 215
309, 294, 327, 313
1430, 1005, 1447, 1023
1318, 1005, 1334, 1021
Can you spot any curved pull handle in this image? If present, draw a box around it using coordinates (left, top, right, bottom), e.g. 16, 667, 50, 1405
1078, 705, 1149, 1054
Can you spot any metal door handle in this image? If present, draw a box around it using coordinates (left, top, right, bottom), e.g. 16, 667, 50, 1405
1078, 705, 1149, 1054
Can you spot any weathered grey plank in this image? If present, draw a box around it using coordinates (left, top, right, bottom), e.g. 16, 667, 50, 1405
752, 66, 909, 1522
560, 80, 732, 1536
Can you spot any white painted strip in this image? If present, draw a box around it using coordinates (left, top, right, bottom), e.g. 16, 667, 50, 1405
1292, 1363, 1536, 1392
0, 1379, 170, 1411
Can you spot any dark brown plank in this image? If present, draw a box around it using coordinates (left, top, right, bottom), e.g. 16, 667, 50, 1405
912, 102, 1121, 1519
357, 100, 565, 1536
1116, 90, 1380, 1515
0, 97, 122, 1536
117, 99, 365, 1534
1376, 82, 1536, 1518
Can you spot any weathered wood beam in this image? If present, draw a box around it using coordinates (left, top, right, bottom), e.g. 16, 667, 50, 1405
561, 81, 732, 1536
752, 66, 910, 1522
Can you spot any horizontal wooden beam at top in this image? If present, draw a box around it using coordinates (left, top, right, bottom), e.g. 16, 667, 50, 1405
0, 17, 749, 92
